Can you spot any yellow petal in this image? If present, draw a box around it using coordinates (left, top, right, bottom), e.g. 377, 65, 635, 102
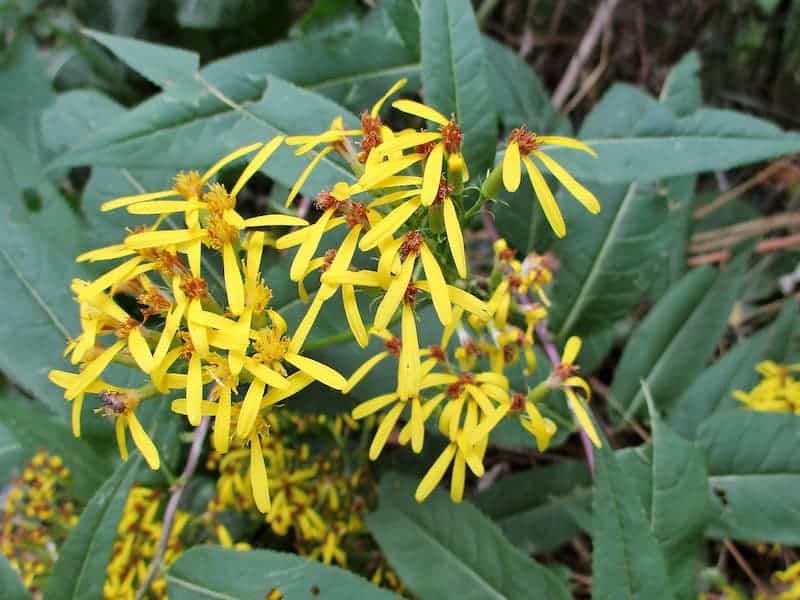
566, 389, 602, 448
450, 452, 466, 502
186, 353, 203, 426
244, 214, 309, 228
231, 136, 285, 197
342, 285, 368, 348
421, 143, 444, 206
415, 443, 456, 502
533, 150, 600, 214
115, 418, 128, 461
374, 131, 441, 157
321, 269, 382, 288
344, 352, 389, 394
249, 433, 271, 512
71, 393, 84, 437
261, 371, 314, 407
127, 412, 160, 470
237, 379, 266, 440
410, 396, 424, 453
77, 257, 143, 302
201, 142, 263, 182
399, 303, 421, 400
371, 78, 407, 116
377, 235, 403, 284
64, 340, 125, 400
187, 300, 209, 355
392, 99, 449, 126
127, 327, 154, 373
284, 146, 333, 207
290, 209, 333, 282
352, 392, 398, 419
469, 404, 509, 445
369, 402, 404, 460
125, 228, 205, 249
537, 135, 598, 157
358, 196, 421, 251
419, 243, 452, 325
223, 243, 244, 315
358, 153, 424, 190
243, 357, 290, 389
288, 294, 324, 354
443, 197, 467, 278
101, 189, 177, 212
562, 336, 582, 366
523, 156, 565, 238
285, 353, 347, 390
170, 399, 218, 416
373, 255, 415, 331
368, 188, 421, 209
502, 141, 521, 192
76, 244, 134, 263
223, 208, 246, 230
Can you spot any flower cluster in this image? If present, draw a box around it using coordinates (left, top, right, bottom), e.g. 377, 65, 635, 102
734, 361, 800, 413
0, 451, 79, 594
49, 79, 601, 508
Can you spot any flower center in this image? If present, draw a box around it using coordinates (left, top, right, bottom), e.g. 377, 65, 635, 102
440, 118, 462, 154
181, 276, 209, 300
509, 126, 539, 155
253, 327, 290, 363
173, 171, 203, 199
400, 230, 424, 258
385, 337, 402, 356
204, 183, 236, 213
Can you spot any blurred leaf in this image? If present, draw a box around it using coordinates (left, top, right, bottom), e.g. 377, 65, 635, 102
610, 254, 746, 421
81, 28, 203, 98
700, 411, 800, 544
544, 101, 800, 183
0, 33, 54, 165
483, 37, 570, 136
293, 0, 362, 36
0, 390, 112, 502
45, 456, 140, 600
659, 52, 702, 118
0, 552, 30, 600
367, 472, 571, 600
166, 546, 397, 599
421, 0, 497, 176
646, 390, 711, 600
592, 440, 676, 600
548, 86, 670, 340
473, 460, 592, 553
41, 90, 124, 154
669, 298, 797, 438
382, 0, 421, 56
0, 420, 24, 483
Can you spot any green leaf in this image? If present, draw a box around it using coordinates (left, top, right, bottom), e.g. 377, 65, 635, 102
0, 419, 24, 483
0, 33, 54, 165
421, 0, 497, 176
53, 32, 420, 173
0, 552, 30, 600
382, 0, 421, 57
56, 75, 357, 198
41, 90, 125, 154
646, 390, 711, 600
547, 86, 671, 339
367, 472, 571, 600
609, 255, 746, 421
669, 298, 797, 438
545, 103, 800, 183
473, 460, 592, 553
483, 37, 571, 136
45, 456, 141, 600
700, 411, 800, 544
166, 546, 397, 599
592, 439, 676, 600
0, 390, 112, 502
659, 52, 702, 118
82, 29, 203, 97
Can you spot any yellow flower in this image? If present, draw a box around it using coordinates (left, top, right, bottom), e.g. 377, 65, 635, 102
502, 126, 600, 238
550, 336, 601, 448
733, 361, 800, 414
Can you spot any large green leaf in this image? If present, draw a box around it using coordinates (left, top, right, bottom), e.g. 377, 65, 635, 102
166, 546, 397, 599
421, 0, 497, 177
646, 392, 711, 600
659, 51, 702, 118
609, 255, 746, 421
545, 105, 800, 183
0, 553, 30, 600
45, 456, 141, 600
0, 391, 112, 502
592, 440, 676, 600
366, 473, 571, 600
382, 0, 421, 57
473, 460, 592, 553
669, 298, 797, 438
700, 411, 800, 544
482, 37, 570, 136
548, 86, 670, 339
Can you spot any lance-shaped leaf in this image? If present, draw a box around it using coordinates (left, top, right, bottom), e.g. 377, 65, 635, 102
367, 473, 571, 600
421, 0, 497, 176
167, 546, 398, 599
45, 456, 141, 600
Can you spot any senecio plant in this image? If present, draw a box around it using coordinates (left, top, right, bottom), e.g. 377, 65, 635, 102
48, 79, 602, 510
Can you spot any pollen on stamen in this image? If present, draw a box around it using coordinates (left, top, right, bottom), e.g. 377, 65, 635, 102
385, 337, 402, 356
173, 170, 204, 199
315, 190, 342, 212
509, 392, 526, 412
509, 126, 539, 155
440, 118, 462, 154
345, 202, 370, 230
403, 282, 419, 305
400, 231, 424, 258
435, 175, 453, 205
180, 276, 209, 300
